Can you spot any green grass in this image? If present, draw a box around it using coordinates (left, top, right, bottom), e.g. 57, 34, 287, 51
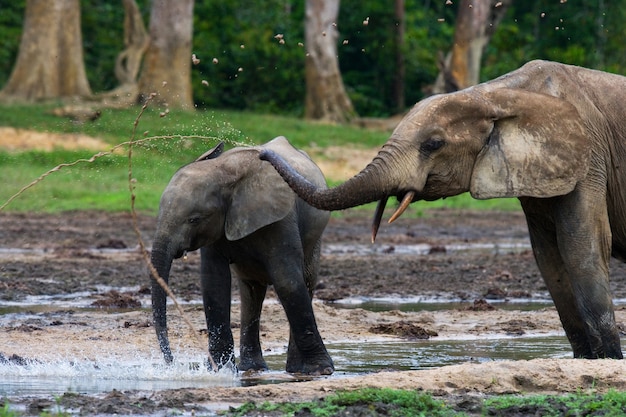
226, 388, 458, 417
0, 103, 521, 214
223, 388, 626, 417
483, 390, 626, 416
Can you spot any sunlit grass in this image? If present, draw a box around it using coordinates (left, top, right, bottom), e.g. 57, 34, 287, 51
0, 104, 521, 214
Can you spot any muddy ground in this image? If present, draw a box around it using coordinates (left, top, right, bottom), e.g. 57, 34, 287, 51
2, 209, 626, 416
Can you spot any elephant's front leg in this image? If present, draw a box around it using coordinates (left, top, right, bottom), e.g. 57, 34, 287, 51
522, 195, 623, 359
237, 278, 268, 372
200, 247, 236, 370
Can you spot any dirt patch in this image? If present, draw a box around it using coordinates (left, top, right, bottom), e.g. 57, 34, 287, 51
307, 145, 379, 180
0, 127, 110, 152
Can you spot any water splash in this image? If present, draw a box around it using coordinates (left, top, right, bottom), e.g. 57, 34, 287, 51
0, 352, 239, 397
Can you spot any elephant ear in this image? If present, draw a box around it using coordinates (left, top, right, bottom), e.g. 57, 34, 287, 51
470, 88, 590, 199
196, 142, 225, 161
225, 138, 312, 240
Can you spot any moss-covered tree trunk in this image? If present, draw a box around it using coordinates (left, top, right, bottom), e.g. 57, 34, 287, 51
137, 0, 194, 110
304, 0, 355, 123
0, 0, 91, 101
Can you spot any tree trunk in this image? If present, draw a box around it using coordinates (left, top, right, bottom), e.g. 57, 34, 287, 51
115, 0, 149, 86
304, 0, 356, 123
0, 0, 91, 101
137, 0, 194, 109
433, 0, 511, 94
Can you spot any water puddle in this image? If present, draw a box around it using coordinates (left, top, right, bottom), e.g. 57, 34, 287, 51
0, 241, 531, 262
330, 297, 555, 312
329, 296, 626, 313
324, 242, 531, 256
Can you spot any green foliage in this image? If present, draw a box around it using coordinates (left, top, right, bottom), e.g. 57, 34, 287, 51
485, 1, 626, 80
2, 2, 626, 116
192, 0, 306, 115
483, 390, 626, 417
226, 388, 457, 417
339, 0, 456, 115
0, 403, 17, 417
0, 1, 24, 88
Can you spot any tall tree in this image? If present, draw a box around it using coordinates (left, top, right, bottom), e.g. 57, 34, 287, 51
0, 0, 91, 101
433, 0, 510, 93
305, 0, 355, 123
137, 0, 194, 109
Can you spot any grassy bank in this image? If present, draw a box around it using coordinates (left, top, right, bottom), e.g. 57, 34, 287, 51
225, 388, 626, 417
0, 103, 520, 214
2, 388, 626, 416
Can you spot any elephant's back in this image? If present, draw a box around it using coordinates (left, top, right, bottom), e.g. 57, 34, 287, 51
263, 136, 328, 189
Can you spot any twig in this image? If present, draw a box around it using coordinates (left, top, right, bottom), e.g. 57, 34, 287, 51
127, 94, 218, 370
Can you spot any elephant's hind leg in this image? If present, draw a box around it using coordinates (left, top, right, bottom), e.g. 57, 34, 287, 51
269, 252, 333, 374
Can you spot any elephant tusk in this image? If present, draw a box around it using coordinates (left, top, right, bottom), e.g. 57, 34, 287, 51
371, 197, 388, 243
388, 191, 415, 224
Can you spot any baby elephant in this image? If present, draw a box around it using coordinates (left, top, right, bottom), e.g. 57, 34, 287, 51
149, 136, 333, 375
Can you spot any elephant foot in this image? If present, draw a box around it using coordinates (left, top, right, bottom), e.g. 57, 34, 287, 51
238, 357, 269, 373
286, 355, 334, 376
570, 328, 623, 359
208, 359, 236, 373
208, 351, 236, 372
575, 348, 624, 360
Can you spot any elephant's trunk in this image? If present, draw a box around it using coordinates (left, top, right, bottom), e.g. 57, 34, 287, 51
260, 144, 406, 211
150, 242, 174, 364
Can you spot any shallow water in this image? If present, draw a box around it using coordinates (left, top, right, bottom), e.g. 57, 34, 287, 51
324, 241, 531, 256
330, 297, 555, 312
1, 292, 622, 398
0, 335, 573, 397
0, 240, 531, 262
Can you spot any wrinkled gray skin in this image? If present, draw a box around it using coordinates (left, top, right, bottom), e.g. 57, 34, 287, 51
151, 136, 333, 375
261, 60, 626, 359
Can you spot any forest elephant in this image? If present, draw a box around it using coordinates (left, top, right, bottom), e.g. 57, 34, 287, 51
261, 60, 626, 360
150, 136, 334, 375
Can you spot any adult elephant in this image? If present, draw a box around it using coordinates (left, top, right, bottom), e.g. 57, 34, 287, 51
151, 136, 333, 375
261, 60, 625, 360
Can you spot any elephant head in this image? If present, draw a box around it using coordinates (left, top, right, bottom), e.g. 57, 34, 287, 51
150, 137, 305, 363
260, 87, 589, 240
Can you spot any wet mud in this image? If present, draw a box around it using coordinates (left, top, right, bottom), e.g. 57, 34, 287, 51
2, 209, 626, 415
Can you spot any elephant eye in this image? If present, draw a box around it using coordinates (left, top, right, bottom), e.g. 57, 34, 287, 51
420, 137, 445, 154
188, 217, 201, 224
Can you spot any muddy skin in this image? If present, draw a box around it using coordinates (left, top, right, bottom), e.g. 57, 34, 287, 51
2, 209, 626, 416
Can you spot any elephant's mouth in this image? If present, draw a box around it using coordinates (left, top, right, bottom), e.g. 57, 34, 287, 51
371, 190, 417, 243
172, 248, 192, 260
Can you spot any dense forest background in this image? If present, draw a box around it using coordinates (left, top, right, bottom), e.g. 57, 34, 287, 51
1, 0, 624, 117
